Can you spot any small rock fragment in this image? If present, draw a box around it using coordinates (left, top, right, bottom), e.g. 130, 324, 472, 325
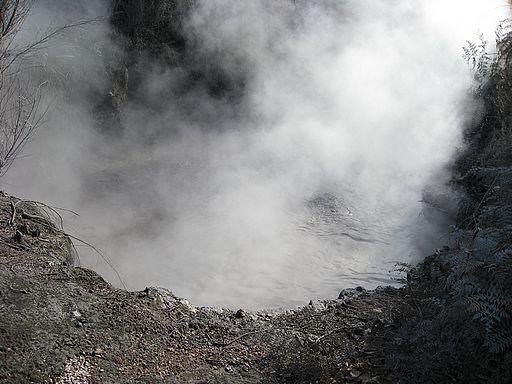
235, 309, 246, 319
225, 365, 234, 373
72, 310, 82, 319
12, 230, 23, 242
350, 370, 362, 378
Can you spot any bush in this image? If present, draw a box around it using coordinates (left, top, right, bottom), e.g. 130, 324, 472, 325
463, 21, 512, 167
0, 0, 43, 176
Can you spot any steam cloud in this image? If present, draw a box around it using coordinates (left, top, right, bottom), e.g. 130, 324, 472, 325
5, 0, 509, 308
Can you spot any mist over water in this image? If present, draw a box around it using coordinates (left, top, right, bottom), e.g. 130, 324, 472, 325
5, 1, 509, 308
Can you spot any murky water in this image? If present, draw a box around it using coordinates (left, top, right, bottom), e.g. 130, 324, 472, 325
4, 0, 483, 310
68, 150, 448, 309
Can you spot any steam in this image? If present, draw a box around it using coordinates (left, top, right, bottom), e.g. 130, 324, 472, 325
5, 0, 509, 308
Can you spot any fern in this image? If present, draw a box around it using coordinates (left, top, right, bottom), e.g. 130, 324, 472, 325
463, 33, 494, 83
454, 246, 512, 353
485, 320, 512, 353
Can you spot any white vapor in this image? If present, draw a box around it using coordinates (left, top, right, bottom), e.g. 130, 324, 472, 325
5, 0, 509, 308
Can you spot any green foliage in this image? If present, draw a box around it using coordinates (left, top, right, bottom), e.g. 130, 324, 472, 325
463, 33, 492, 83
463, 20, 512, 167
456, 247, 512, 352
455, 21, 512, 354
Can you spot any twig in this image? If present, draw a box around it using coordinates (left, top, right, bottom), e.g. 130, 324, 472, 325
0, 236, 24, 250
471, 176, 497, 229
2, 19, 102, 74
314, 328, 344, 343
65, 233, 125, 289
21, 210, 53, 224
25, 200, 80, 229
44, 205, 79, 217
9, 204, 125, 289
344, 314, 371, 322
9, 284, 28, 294
211, 330, 261, 347
11, 198, 79, 230
9, 200, 19, 226
69, 240, 81, 266
340, 301, 358, 311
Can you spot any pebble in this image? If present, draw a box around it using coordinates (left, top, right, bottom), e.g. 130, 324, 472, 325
235, 309, 246, 318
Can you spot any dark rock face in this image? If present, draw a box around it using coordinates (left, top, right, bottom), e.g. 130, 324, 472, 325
106, 0, 247, 128
94, 64, 129, 135
92, 0, 250, 140
111, 0, 193, 53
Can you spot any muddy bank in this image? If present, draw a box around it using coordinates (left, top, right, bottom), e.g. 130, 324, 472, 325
0, 191, 407, 383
